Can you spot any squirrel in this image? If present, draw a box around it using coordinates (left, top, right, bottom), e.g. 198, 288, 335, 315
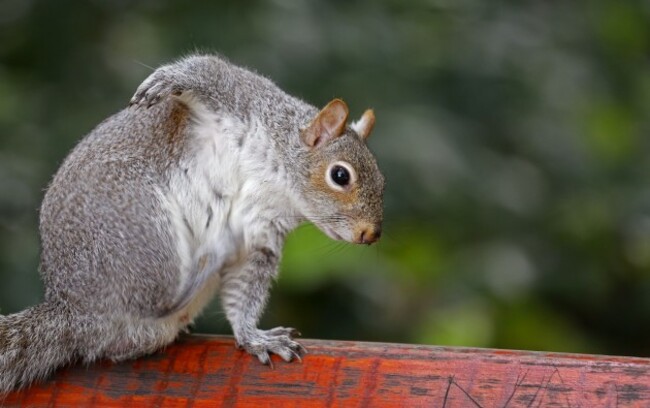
0, 54, 384, 393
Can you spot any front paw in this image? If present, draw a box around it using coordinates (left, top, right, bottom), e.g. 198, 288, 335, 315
238, 327, 306, 366
129, 67, 184, 107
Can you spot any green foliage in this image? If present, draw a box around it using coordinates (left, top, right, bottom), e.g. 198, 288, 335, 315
1, 0, 649, 356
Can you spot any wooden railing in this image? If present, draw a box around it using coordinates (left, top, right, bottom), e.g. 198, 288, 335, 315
3, 334, 649, 407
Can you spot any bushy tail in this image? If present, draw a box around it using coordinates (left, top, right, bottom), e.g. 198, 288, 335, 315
0, 302, 76, 393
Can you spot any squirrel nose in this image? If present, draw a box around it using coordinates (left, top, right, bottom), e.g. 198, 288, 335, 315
356, 224, 382, 245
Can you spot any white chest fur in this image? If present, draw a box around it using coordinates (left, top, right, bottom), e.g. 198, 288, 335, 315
158, 101, 297, 328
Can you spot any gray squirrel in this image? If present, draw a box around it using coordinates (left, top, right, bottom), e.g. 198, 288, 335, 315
0, 54, 384, 393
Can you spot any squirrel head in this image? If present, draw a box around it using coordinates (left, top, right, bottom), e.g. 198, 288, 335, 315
296, 99, 385, 245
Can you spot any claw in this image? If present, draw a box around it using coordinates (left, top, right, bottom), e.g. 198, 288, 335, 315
297, 344, 308, 356
290, 349, 303, 363
263, 354, 274, 369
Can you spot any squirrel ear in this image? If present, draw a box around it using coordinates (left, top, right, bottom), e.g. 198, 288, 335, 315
302, 99, 349, 148
351, 109, 375, 141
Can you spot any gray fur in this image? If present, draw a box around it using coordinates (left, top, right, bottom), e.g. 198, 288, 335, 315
0, 53, 384, 393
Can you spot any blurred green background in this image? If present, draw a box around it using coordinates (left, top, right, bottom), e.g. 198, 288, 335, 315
1, 0, 649, 357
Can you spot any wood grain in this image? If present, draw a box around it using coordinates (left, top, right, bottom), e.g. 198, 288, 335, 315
3, 334, 649, 407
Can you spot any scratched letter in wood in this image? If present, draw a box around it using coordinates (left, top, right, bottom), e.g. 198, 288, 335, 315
3, 335, 650, 407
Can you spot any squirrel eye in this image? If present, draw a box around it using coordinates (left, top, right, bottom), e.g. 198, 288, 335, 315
325, 161, 356, 192
330, 166, 350, 186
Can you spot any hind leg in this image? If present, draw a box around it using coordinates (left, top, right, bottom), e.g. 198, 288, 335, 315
77, 315, 181, 364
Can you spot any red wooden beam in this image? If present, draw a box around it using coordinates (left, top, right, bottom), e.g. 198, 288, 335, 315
3, 334, 649, 407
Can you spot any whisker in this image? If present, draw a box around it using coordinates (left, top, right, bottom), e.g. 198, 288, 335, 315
314, 239, 345, 254
132, 59, 156, 71
321, 241, 350, 257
